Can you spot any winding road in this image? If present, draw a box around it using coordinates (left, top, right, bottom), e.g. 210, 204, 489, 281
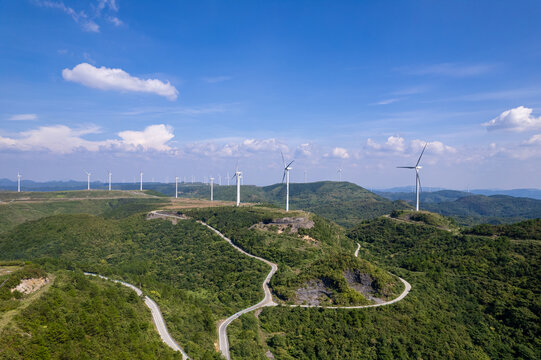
137, 211, 411, 360
84, 272, 189, 360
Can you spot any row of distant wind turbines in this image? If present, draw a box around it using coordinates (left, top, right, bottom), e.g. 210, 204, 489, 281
14, 144, 428, 212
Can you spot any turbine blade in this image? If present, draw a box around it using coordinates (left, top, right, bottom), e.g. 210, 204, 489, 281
416, 142, 428, 167
282, 171, 286, 183
397, 166, 416, 169
287, 160, 294, 168
281, 151, 285, 168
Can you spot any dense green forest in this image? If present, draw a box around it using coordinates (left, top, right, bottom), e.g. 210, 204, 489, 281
0, 213, 269, 359
227, 217, 540, 359
184, 206, 402, 305
0, 264, 181, 359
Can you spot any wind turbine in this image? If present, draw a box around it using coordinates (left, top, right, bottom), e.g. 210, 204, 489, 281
17, 172, 21, 192
397, 143, 428, 211
281, 152, 294, 212
175, 176, 179, 198
84, 170, 91, 190
337, 167, 342, 182
209, 177, 214, 201
140, 171, 143, 191
227, 172, 230, 186
108, 171, 112, 191
232, 165, 242, 206
218, 174, 222, 186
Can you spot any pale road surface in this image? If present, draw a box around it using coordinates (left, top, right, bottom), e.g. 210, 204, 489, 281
84, 272, 189, 360
149, 211, 411, 360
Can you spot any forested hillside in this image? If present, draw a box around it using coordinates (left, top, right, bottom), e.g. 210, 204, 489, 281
228, 217, 540, 359
0, 213, 269, 359
0, 264, 181, 359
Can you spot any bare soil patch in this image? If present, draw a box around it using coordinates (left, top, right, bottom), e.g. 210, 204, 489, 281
11, 277, 49, 295
251, 217, 315, 234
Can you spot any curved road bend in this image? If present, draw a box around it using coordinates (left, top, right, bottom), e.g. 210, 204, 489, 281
149, 212, 411, 359
196, 222, 278, 360
84, 272, 189, 360
291, 243, 412, 309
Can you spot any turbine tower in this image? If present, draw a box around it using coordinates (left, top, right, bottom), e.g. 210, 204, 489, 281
175, 176, 179, 198
281, 152, 294, 212
209, 177, 214, 201
84, 170, 91, 190
337, 167, 342, 182
140, 171, 143, 191
17, 172, 21, 193
108, 171, 112, 191
397, 143, 428, 211
232, 165, 242, 206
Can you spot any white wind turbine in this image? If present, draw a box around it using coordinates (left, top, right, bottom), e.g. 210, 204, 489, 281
17, 172, 22, 193
175, 176, 179, 198
281, 152, 294, 212
337, 167, 342, 182
232, 165, 242, 206
209, 177, 214, 201
84, 170, 91, 190
108, 171, 112, 191
140, 171, 143, 191
397, 143, 428, 211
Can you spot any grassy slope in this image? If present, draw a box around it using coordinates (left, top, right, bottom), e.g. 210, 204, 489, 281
242, 218, 540, 360
0, 213, 268, 359
0, 267, 181, 360
0, 195, 167, 233
152, 181, 409, 227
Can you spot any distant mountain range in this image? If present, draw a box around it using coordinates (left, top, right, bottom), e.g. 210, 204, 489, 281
1, 179, 540, 226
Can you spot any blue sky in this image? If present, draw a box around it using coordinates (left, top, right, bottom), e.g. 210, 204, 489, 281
1, 0, 541, 188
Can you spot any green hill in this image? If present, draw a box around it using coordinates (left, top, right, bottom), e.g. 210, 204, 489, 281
233, 216, 540, 359
424, 195, 541, 225
150, 181, 409, 227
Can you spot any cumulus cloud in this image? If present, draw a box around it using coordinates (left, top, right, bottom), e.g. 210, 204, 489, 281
8, 114, 38, 121
366, 136, 455, 155
62, 63, 178, 100
330, 147, 350, 159
483, 106, 541, 132
118, 125, 174, 151
366, 136, 406, 152
183, 138, 289, 158
0, 124, 175, 154
295, 143, 313, 158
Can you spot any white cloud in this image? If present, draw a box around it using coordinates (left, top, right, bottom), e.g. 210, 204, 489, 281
403, 62, 494, 77
62, 63, 179, 100
203, 76, 232, 83
295, 143, 313, 158
108, 16, 122, 26
8, 114, 38, 121
366, 136, 406, 152
329, 147, 350, 159
118, 125, 174, 151
374, 98, 401, 105
37, 1, 100, 32
183, 138, 289, 158
0, 124, 175, 154
524, 134, 541, 146
366, 136, 455, 156
483, 106, 541, 132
